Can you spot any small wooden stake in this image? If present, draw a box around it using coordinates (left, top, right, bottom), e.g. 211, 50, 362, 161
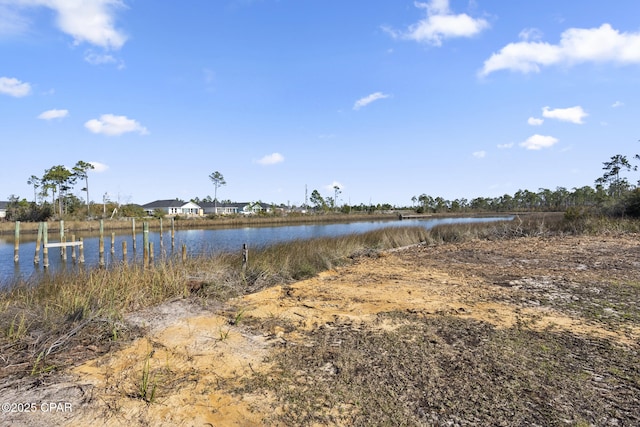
181, 243, 187, 263
132, 218, 137, 252
242, 243, 248, 274
143, 222, 149, 268
34, 222, 43, 265
99, 220, 105, 268
122, 240, 127, 263
79, 238, 85, 264
71, 234, 77, 263
171, 218, 175, 249
43, 222, 49, 269
13, 221, 20, 263
59, 220, 65, 259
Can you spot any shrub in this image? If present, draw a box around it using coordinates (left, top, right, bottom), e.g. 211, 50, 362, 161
623, 189, 640, 218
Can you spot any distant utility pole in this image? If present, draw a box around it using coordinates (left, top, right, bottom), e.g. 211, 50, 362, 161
305, 185, 308, 209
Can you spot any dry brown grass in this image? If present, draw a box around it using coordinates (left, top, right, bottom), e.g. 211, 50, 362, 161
0, 225, 432, 380
241, 312, 639, 426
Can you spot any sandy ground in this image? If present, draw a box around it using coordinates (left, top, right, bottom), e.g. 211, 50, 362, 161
3, 234, 639, 426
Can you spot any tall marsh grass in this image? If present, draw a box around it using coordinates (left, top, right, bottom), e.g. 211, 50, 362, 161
0, 226, 430, 377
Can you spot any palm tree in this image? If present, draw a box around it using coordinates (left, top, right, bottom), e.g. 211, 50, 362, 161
208, 171, 226, 214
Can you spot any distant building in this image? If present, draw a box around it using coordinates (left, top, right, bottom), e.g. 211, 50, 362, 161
141, 199, 270, 216
200, 201, 266, 215
141, 199, 202, 217
0, 201, 8, 219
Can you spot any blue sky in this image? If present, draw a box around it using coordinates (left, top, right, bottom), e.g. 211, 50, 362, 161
1, 0, 639, 207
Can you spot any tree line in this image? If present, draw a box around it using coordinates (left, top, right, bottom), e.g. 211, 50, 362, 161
5, 161, 95, 221
410, 153, 640, 216
5, 153, 640, 222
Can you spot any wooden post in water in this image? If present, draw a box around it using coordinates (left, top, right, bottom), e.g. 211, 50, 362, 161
61, 235, 67, 261
181, 243, 187, 263
131, 218, 137, 252
171, 218, 175, 250
111, 232, 115, 255
79, 238, 84, 264
242, 243, 248, 275
149, 242, 154, 265
71, 234, 77, 263
143, 221, 149, 268
34, 222, 43, 265
99, 220, 105, 268
60, 220, 65, 260
14, 221, 20, 263
43, 222, 49, 269
122, 241, 127, 263
159, 218, 163, 248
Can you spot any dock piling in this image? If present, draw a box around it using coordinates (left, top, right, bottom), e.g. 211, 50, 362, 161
13, 221, 20, 263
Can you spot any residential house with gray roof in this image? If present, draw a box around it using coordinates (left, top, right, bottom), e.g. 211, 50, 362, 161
142, 199, 202, 217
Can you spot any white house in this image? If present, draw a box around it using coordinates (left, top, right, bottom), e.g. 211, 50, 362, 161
0, 201, 7, 219
141, 200, 203, 216
201, 202, 266, 215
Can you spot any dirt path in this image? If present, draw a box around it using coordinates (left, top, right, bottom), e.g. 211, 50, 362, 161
4, 234, 639, 426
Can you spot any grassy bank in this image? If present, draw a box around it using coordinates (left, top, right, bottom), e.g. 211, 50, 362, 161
0, 214, 640, 425
0, 224, 437, 378
2, 212, 638, 386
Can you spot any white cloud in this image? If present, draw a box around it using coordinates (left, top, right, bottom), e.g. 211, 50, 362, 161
89, 161, 109, 172
480, 24, 640, 76
324, 181, 344, 192
84, 50, 124, 68
519, 28, 543, 42
256, 152, 284, 165
542, 106, 587, 124
528, 117, 544, 126
384, 0, 489, 46
611, 101, 624, 108
497, 143, 514, 149
1, 0, 126, 50
520, 134, 559, 150
0, 4, 29, 35
0, 76, 31, 97
353, 92, 390, 110
37, 108, 68, 120
84, 114, 148, 136
472, 150, 486, 158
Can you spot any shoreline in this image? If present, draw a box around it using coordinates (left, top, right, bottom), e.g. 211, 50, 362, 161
0, 211, 521, 235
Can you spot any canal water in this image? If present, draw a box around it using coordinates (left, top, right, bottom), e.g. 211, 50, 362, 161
0, 216, 511, 285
